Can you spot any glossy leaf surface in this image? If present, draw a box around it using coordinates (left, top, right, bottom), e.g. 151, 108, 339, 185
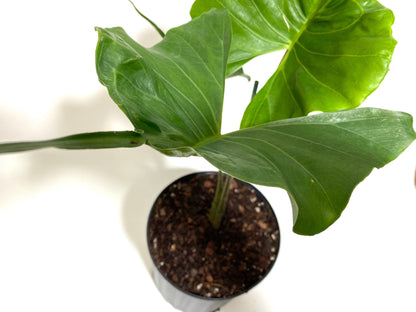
96, 9, 231, 155
195, 108, 415, 234
191, 0, 396, 125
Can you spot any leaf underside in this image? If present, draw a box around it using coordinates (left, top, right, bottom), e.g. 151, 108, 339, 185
95, 9, 231, 156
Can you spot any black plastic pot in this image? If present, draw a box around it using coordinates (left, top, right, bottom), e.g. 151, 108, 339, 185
147, 172, 280, 312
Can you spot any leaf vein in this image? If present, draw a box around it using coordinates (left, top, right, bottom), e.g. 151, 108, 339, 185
167, 31, 224, 90
115, 67, 200, 140
223, 135, 334, 208
211, 0, 285, 47
249, 0, 291, 42
304, 0, 364, 35
292, 46, 349, 102
296, 41, 381, 58
147, 56, 219, 137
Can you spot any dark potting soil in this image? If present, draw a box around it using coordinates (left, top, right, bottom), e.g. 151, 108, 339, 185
148, 173, 280, 298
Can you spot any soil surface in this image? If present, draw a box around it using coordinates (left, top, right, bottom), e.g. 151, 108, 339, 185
147, 172, 280, 298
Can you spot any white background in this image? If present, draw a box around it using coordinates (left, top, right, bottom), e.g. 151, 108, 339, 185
0, 1, 415, 311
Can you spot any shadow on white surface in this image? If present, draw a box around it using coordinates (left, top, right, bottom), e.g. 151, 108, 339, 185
0, 96, 142, 202
221, 288, 275, 312
122, 164, 195, 273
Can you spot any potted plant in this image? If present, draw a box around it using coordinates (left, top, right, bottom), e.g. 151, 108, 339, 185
0, 0, 415, 311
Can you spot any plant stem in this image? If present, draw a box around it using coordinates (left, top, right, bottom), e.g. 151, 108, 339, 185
208, 80, 259, 229
209, 171, 233, 230
0, 131, 144, 154
251, 80, 259, 100
128, 0, 165, 38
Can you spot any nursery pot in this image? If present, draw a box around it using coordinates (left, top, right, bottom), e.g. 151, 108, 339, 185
147, 172, 280, 312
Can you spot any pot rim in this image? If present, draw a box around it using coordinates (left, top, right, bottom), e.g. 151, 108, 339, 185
146, 171, 281, 302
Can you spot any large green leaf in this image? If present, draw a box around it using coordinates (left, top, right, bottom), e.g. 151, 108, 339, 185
191, 0, 396, 125
195, 108, 416, 235
96, 9, 231, 156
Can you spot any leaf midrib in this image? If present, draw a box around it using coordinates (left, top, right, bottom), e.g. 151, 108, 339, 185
280, 0, 333, 67
245, 0, 333, 126
196, 113, 396, 167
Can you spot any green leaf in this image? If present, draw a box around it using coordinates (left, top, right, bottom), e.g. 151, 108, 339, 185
191, 0, 294, 75
95, 9, 231, 156
191, 0, 396, 124
0, 131, 145, 154
195, 108, 416, 235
